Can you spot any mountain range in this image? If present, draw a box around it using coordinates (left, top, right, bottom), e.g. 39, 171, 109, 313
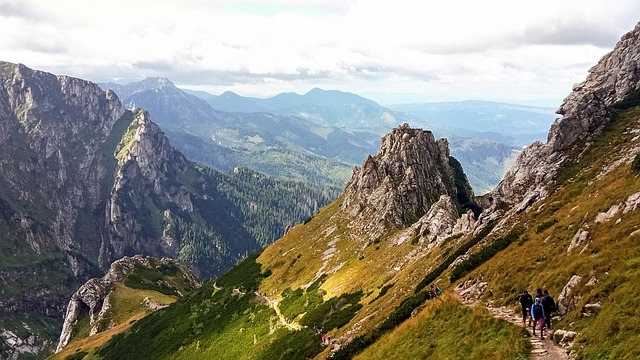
106, 81, 556, 194
48, 21, 640, 360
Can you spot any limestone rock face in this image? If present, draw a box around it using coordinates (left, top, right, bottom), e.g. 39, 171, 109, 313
567, 228, 590, 253
557, 275, 583, 315
487, 22, 640, 213
56, 255, 200, 352
102, 109, 193, 269
342, 124, 477, 240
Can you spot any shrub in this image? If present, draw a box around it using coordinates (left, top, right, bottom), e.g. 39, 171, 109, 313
450, 228, 524, 282
536, 218, 558, 233
415, 221, 497, 293
632, 153, 640, 172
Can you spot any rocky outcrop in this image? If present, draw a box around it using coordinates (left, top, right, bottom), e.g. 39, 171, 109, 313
394, 195, 476, 248
56, 255, 200, 352
567, 228, 590, 253
487, 23, 640, 213
342, 124, 478, 240
553, 330, 578, 347
557, 275, 583, 315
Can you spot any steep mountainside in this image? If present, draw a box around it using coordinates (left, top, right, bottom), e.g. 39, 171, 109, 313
488, 23, 640, 212
91, 22, 640, 360
54, 255, 200, 359
90, 124, 497, 360
0, 63, 338, 359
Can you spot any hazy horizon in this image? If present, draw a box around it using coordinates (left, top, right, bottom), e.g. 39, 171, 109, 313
5, 0, 638, 109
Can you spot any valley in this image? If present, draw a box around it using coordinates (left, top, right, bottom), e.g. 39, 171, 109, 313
0, 14, 639, 360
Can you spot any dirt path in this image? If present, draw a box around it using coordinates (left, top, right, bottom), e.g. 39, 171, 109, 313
454, 283, 570, 360
485, 305, 571, 360
257, 292, 301, 331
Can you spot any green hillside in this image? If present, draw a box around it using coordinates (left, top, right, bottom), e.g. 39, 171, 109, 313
87, 100, 640, 359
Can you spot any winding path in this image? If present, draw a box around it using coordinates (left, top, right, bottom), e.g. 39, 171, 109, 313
256, 292, 301, 331
485, 306, 571, 360
454, 285, 570, 360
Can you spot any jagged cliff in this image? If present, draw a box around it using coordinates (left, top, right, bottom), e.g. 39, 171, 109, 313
342, 124, 478, 241
55, 255, 200, 354
487, 23, 640, 214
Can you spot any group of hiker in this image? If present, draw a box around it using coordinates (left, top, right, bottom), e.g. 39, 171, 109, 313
518, 288, 556, 339
428, 284, 442, 299
315, 327, 331, 346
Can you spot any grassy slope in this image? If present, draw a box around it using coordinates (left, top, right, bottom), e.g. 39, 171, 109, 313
450, 106, 640, 359
83, 107, 640, 359
354, 294, 530, 360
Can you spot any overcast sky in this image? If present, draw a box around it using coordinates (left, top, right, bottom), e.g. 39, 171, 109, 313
1, 0, 639, 107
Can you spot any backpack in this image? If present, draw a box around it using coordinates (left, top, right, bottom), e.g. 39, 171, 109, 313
533, 304, 543, 319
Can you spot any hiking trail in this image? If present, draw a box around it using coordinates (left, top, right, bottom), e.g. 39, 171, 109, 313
454, 285, 571, 360
485, 305, 571, 360
257, 292, 301, 332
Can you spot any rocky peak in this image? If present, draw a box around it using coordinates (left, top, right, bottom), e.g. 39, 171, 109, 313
342, 123, 476, 240
489, 22, 640, 212
56, 255, 200, 352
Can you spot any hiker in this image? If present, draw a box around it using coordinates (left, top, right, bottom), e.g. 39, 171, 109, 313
322, 335, 327, 345
429, 285, 436, 299
531, 297, 546, 339
535, 288, 543, 300
541, 289, 556, 330
435, 286, 442, 297
518, 290, 533, 326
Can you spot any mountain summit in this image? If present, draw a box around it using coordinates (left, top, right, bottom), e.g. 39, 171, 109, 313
343, 124, 478, 240
489, 22, 640, 213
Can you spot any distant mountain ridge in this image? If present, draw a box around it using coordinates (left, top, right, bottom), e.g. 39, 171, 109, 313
101, 79, 379, 187
180, 86, 555, 193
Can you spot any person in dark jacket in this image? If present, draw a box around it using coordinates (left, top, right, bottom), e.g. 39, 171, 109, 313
535, 288, 543, 300
518, 290, 533, 326
541, 289, 556, 330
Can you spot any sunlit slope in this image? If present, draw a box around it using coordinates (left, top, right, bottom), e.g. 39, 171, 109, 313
447, 106, 640, 359
90, 106, 640, 360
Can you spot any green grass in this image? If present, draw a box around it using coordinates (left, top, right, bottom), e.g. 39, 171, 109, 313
354, 295, 530, 360
95, 251, 367, 360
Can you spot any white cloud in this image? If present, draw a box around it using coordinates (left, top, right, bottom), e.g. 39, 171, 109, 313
1, 0, 639, 106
